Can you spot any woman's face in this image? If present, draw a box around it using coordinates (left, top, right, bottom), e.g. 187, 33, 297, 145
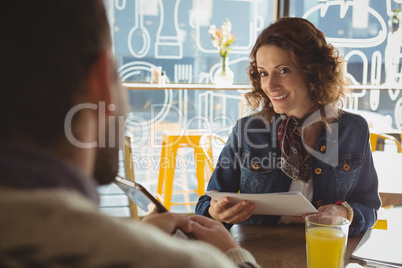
256, 45, 313, 119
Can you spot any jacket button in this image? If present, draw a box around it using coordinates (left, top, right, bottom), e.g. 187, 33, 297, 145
343, 162, 350, 171
252, 163, 259, 170
315, 168, 322, 174
320, 145, 326, 152
316, 200, 323, 206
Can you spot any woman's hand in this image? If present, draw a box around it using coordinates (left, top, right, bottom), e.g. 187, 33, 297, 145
317, 204, 348, 219
190, 215, 240, 253
292, 204, 349, 223
208, 196, 256, 224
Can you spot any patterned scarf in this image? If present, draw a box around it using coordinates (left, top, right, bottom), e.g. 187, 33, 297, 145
278, 113, 312, 182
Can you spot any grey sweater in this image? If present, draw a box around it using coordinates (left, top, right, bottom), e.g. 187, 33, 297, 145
0, 143, 259, 268
0, 187, 259, 268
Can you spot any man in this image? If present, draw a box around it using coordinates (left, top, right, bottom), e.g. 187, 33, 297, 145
0, 1, 259, 267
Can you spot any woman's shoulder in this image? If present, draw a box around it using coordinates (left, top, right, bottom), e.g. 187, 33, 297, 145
337, 110, 369, 129
335, 110, 370, 138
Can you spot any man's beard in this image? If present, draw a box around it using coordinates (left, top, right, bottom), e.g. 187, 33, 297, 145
93, 60, 127, 186
93, 145, 120, 185
93, 108, 125, 185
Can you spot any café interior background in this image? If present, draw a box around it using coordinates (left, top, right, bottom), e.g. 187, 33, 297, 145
100, 0, 402, 215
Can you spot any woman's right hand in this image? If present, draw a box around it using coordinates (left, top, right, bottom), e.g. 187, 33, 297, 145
208, 197, 256, 224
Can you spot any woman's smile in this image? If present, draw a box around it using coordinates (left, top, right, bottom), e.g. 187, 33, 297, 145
271, 92, 290, 101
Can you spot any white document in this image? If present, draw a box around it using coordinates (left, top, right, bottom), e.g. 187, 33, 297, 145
351, 228, 402, 267
206, 191, 317, 216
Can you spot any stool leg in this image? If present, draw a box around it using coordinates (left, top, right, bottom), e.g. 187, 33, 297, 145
164, 144, 179, 211
157, 141, 168, 203
370, 135, 378, 152
194, 147, 206, 197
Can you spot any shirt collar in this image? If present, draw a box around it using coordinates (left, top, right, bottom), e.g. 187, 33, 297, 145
0, 142, 100, 205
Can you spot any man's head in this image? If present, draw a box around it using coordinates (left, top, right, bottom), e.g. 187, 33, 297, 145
1, 0, 111, 143
1, 0, 126, 185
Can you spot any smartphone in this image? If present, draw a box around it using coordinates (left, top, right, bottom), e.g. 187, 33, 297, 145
114, 175, 167, 214
114, 176, 194, 239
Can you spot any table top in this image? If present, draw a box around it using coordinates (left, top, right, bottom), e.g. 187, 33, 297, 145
372, 151, 402, 206
230, 224, 364, 268
373, 152, 402, 194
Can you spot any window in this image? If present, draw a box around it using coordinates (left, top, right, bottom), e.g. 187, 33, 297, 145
290, 0, 402, 132
105, 0, 275, 84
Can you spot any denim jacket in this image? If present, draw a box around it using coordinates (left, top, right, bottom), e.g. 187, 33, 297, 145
195, 110, 381, 237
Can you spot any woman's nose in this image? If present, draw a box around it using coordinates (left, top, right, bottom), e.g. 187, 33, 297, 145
262, 75, 278, 94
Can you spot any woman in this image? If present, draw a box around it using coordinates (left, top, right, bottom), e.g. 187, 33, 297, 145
195, 17, 381, 237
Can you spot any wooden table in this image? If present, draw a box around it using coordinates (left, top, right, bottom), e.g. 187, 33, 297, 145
230, 224, 365, 268
373, 152, 402, 207
379, 192, 402, 207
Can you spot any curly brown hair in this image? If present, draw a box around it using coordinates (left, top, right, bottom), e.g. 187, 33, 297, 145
246, 17, 346, 123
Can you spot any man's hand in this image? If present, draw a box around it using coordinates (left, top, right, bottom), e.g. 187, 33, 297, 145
190, 215, 240, 253
208, 196, 256, 224
142, 212, 241, 253
141, 211, 192, 235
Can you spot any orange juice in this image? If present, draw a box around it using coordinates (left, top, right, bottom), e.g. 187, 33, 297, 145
306, 227, 347, 268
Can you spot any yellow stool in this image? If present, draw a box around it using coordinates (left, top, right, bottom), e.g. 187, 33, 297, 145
157, 132, 207, 211
372, 205, 394, 230
373, 219, 388, 230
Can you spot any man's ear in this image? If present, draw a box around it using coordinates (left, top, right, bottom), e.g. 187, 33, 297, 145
87, 50, 112, 114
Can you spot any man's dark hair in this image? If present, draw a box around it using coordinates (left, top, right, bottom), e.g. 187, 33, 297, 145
0, 0, 110, 145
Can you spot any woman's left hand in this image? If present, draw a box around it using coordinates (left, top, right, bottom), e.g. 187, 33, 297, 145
292, 204, 348, 223
317, 204, 348, 219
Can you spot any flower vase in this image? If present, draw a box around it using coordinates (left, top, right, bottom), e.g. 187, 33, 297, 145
214, 56, 234, 87
392, 18, 399, 33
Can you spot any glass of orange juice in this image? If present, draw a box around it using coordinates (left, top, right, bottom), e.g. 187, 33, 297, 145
305, 213, 350, 268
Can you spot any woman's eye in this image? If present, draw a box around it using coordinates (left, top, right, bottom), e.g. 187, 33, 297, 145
259, 72, 267, 77
279, 68, 289, 74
